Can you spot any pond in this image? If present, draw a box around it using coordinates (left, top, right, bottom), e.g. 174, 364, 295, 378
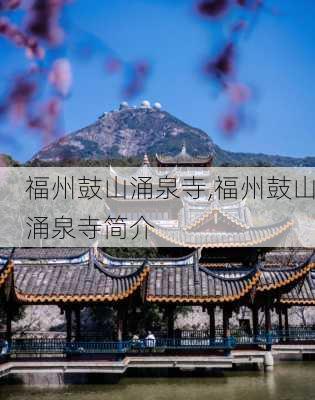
0, 362, 314, 400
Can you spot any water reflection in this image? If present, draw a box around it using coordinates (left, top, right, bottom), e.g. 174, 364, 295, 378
0, 362, 314, 400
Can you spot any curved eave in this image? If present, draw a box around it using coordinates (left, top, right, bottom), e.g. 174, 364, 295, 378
0, 260, 13, 288
146, 270, 261, 304
109, 164, 178, 186
94, 257, 147, 278
0, 248, 89, 263
14, 266, 150, 304
257, 261, 315, 293
280, 299, 315, 306
278, 266, 315, 305
97, 248, 197, 264
198, 264, 258, 281
147, 219, 293, 248
155, 154, 213, 166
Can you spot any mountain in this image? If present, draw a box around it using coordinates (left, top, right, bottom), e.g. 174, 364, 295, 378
30, 103, 315, 166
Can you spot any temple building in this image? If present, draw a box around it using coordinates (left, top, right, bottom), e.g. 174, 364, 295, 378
0, 145, 314, 355
156, 142, 213, 167
107, 146, 293, 247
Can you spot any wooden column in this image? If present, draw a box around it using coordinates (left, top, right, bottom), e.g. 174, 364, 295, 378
123, 312, 128, 341
5, 306, 12, 344
278, 308, 283, 341
284, 307, 289, 342
265, 305, 271, 333
117, 304, 124, 341
252, 305, 259, 339
74, 307, 81, 341
222, 306, 232, 356
65, 308, 72, 342
207, 306, 216, 340
222, 306, 230, 338
167, 305, 175, 338
117, 320, 123, 341
265, 304, 272, 350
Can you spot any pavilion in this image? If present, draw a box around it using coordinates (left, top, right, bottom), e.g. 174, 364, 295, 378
0, 145, 314, 355
1, 247, 315, 350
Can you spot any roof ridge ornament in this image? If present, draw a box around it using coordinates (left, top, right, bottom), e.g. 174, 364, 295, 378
193, 251, 200, 284
90, 242, 98, 262
143, 153, 150, 166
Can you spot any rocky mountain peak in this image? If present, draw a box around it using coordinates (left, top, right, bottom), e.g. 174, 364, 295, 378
30, 101, 315, 167
31, 101, 215, 162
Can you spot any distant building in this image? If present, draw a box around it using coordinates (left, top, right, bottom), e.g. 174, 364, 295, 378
156, 142, 213, 167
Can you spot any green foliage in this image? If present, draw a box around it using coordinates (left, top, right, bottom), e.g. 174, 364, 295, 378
104, 247, 158, 258
88, 304, 116, 339
26, 157, 143, 167
126, 302, 165, 337
0, 154, 20, 167
0, 304, 25, 329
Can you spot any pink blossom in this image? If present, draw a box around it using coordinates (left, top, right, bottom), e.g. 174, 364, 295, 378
135, 61, 150, 76
49, 58, 72, 96
123, 60, 150, 98
219, 111, 240, 136
0, 17, 44, 59
0, 0, 20, 10
227, 83, 251, 104
105, 57, 122, 74
236, 0, 262, 10
26, 0, 66, 45
197, 0, 230, 18
25, 37, 45, 59
28, 97, 61, 143
204, 42, 235, 83
231, 20, 247, 33
46, 97, 61, 117
8, 78, 37, 122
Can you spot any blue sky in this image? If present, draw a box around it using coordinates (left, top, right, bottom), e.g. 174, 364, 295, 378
0, 0, 315, 161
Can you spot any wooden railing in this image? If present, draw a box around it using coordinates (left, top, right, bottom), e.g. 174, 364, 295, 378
2, 327, 315, 357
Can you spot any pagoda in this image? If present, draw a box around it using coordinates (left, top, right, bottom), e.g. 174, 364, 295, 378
107, 144, 293, 247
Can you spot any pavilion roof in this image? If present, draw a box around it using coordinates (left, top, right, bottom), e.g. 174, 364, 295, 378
13, 254, 149, 304
96, 250, 259, 303
0, 247, 89, 262
279, 269, 315, 305
194, 257, 314, 296
156, 143, 212, 166
147, 218, 293, 247
1, 247, 312, 305
146, 263, 260, 303
257, 255, 314, 293
264, 249, 314, 265
0, 259, 13, 289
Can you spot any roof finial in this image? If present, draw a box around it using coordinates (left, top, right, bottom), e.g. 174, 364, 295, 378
140, 100, 151, 109
143, 153, 150, 166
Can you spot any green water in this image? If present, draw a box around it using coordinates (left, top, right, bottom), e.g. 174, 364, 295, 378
0, 363, 314, 400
